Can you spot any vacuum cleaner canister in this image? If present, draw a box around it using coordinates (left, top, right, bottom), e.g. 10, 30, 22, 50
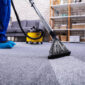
26, 32, 43, 44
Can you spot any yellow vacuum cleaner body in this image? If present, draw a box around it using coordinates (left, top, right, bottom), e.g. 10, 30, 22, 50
26, 32, 43, 44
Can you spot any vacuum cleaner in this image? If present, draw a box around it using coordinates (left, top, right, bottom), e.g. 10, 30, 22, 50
11, 0, 71, 59
26, 26, 43, 44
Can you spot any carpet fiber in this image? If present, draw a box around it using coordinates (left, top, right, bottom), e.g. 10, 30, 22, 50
0, 42, 85, 85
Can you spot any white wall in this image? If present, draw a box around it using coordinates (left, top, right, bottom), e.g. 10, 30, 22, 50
11, 0, 50, 22
82, 0, 85, 2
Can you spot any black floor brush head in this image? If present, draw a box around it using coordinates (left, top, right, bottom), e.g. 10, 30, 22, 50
48, 39, 71, 59
48, 51, 71, 59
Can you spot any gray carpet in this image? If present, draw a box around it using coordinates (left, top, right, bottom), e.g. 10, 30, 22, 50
0, 42, 85, 85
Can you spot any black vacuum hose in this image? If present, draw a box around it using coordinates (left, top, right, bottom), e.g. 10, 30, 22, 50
11, 0, 44, 40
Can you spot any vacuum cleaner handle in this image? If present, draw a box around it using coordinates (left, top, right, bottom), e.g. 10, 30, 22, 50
29, 0, 56, 39
29, 0, 34, 6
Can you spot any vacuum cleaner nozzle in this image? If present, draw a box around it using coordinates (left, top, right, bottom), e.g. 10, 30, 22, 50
48, 39, 71, 59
